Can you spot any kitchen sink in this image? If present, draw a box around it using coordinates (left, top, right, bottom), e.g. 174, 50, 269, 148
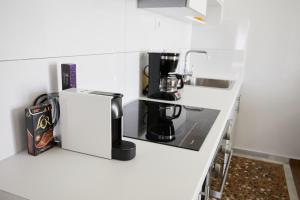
185, 77, 235, 89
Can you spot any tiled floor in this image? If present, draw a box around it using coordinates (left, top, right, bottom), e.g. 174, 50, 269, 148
219, 156, 290, 200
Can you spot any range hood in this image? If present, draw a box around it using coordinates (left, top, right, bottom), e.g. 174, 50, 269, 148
138, 0, 207, 23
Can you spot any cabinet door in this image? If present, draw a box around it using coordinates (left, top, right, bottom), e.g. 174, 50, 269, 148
188, 0, 207, 16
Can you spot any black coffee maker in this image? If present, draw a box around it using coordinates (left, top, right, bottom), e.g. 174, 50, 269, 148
146, 52, 184, 101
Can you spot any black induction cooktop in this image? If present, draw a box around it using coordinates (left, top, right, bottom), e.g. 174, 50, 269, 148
123, 100, 220, 151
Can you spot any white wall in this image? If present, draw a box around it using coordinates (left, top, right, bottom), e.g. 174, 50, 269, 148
190, 16, 249, 80
191, 22, 242, 50
0, 0, 126, 60
224, 0, 300, 159
0, 0, 192, 161
191, 0, 300, 159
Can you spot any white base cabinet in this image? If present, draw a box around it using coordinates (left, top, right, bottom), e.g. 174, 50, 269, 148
197, 93, 241, 200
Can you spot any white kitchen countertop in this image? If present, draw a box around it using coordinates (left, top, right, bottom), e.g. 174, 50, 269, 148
0, 77, 242, 200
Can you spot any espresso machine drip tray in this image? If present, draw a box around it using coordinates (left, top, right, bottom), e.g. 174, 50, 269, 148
123, 100, 220, 151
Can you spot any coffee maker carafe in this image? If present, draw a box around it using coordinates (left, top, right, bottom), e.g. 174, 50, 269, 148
146, 52, 184, 101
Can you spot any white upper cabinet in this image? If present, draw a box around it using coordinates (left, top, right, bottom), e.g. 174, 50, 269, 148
205, 0, 224, 24
138, 0, 207, 24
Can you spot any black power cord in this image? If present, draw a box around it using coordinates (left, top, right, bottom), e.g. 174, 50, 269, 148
33, 93, 60, 144
33, 93, 60, 127
143, 65, 149, 95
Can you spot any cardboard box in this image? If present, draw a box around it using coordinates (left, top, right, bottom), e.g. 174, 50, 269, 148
25, 104, 55, 156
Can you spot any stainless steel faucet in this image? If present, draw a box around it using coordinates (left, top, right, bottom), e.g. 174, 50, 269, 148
183, 50, 208, 82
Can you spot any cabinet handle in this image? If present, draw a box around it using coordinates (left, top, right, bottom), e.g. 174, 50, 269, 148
224, 119, 232, 140
236, 95, 241, 112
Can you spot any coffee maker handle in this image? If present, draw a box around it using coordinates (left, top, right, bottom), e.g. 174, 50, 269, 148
173, 105, 182, 119
176, 74, 184, 89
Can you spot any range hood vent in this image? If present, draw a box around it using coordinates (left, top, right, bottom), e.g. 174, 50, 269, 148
138, 0, 207, 24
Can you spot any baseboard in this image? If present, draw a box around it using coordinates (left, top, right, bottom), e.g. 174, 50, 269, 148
284, 164, 300, 200
233, 147, 290, 164
233, 146, 300, 160
0, 189, 28, 200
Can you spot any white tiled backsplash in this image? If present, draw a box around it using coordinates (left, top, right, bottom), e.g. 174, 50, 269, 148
0, 0, 192, 160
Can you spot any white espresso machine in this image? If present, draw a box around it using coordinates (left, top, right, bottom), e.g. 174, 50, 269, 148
59, 88, 136, 161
